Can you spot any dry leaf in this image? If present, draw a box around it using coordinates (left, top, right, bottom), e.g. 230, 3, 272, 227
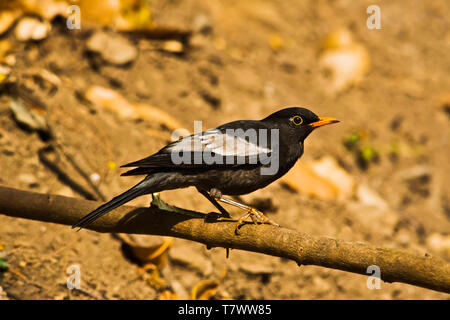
134, 103, 182, 130
85, 86, 182, 130
319, 29, 370, 93
190, 268, 228, 300
85, 85, 136, 118
191, 280, 220, 300
138, 264, 166, 289
309, 156, 355, 200
279, 162, 338, 199
120, 234, 173, 267
281, 157, 355, 200
9, 97, 49, 132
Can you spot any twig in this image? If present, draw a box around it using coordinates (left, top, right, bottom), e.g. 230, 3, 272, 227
0, 186, 449, 294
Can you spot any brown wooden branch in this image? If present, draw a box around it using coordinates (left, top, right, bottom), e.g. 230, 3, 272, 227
0, 185, 449, 294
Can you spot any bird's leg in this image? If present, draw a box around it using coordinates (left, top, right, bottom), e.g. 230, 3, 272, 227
196, 188, 231, 219
197, 188, 232, 258
209, 189, 280, 233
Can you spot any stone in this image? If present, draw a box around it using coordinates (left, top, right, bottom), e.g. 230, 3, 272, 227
15, 17, 50, 41
86, 31, 137, 66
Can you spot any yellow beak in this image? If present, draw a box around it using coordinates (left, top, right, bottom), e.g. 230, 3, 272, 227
309, 116, 340, 128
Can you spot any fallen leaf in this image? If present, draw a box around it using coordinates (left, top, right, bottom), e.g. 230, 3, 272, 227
309, 156, 355, 200
191, 280, 220, 300
120, 234, 173, 268
85, 86, 182, 130
279, 162, 338, 199
85, 85, 136, 118
319, 29, 370, 94
134, 103, 182, 130
280, 156, 355, 200
9, 97, 49, 133
138, 264, 166, 289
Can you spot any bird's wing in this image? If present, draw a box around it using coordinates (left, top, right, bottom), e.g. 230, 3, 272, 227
121, 125, 274, 172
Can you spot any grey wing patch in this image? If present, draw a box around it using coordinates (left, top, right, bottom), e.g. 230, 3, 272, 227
164, 129, 219, 153
165, 129, 272, 157
122, 128, 274, 171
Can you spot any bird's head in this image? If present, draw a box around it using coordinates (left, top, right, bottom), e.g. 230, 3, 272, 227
262, 107, 339, 142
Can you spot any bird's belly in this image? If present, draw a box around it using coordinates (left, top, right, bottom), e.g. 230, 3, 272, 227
196, 167, 284, 195
188, 144, 302, 195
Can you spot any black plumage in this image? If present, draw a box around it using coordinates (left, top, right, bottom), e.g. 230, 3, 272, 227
73, 107, 339, 230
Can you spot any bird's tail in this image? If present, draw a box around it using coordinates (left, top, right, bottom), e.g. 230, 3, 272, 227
72, 177, 150, 229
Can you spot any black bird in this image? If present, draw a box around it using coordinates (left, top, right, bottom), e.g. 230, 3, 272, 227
73, 107, 339, 231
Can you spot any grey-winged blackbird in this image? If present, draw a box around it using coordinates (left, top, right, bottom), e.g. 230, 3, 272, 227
73, 107, 339, 231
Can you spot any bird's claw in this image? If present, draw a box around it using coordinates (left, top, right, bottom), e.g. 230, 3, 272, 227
235, 207, 280, 235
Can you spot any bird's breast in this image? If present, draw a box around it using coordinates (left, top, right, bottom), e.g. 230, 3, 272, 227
196, 142, 303, 195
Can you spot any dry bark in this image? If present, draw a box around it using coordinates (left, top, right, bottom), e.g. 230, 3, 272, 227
0, 186, 449, 294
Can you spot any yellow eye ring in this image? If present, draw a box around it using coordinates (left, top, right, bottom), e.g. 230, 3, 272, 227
291, 115, 303, 125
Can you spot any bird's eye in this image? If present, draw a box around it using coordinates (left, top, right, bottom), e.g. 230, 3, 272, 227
291, 115, 303, 126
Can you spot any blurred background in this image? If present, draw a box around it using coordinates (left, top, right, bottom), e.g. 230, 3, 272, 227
0, 0, 449, 299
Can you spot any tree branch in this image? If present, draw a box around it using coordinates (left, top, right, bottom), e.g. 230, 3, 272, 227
0, 186, 449, 294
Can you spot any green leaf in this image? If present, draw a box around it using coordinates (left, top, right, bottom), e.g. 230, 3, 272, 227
0, 257, 9, 271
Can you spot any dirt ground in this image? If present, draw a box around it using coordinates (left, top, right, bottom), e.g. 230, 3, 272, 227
0, 0, 449, 299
